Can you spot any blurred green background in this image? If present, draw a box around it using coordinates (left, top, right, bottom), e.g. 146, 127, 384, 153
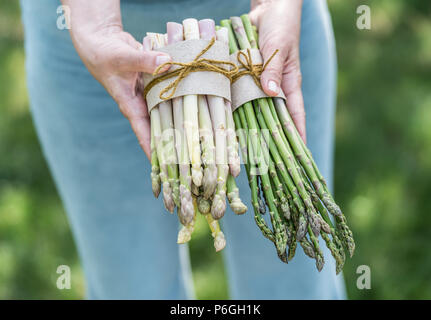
1, 0, 430, 299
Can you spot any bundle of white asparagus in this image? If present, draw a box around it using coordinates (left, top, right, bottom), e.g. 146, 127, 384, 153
144, 19, 247, 252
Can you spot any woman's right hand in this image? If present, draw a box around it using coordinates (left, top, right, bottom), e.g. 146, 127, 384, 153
62, 0, 171, 159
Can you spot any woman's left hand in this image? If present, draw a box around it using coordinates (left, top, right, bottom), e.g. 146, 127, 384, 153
250, 0, 306, 143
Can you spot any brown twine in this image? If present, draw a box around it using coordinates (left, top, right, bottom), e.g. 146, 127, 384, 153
143, 37, 239, 101
231, 48, 279, 90
142, 37, 279, 101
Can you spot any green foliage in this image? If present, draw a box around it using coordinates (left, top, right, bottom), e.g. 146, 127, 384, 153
0, 1, 83, 299
332, 0, 431, 299
0, 0, 430, 299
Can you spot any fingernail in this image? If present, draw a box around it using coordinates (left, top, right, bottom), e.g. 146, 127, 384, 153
268, 80, 280, 94
156, 55, 170, 66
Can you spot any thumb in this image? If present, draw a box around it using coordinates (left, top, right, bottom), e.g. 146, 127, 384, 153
119, 46, 172, 74
259, 41, 287, 96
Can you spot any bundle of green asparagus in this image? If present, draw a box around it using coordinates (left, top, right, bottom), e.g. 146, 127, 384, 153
219, 15, 355, 273
144, 19, 247, 252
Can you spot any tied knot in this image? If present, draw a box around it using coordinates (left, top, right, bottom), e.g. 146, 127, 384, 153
231, 48, 279, 90
143, 37, 239, 101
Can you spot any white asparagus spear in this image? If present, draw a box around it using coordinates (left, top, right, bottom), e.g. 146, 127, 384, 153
198, 95, 217, 199
215, 26, 240, 177
226, 172, 247, 215
177, 214, 196, 244
199, 19, 230, 252
207, 24, 229, 219
204, 208, 226, 252
144, 35, 174, 212
167, 22, 195, 226
144, 36, 161, 198
150, 33, 180, 210
197, 194, 226, 252
150, 118, 161, 198
177, 197, 197, 244
225, 99, 241, 177
197, 93, 225, 249
196, 19, 218, 199
182, 18, 203, 187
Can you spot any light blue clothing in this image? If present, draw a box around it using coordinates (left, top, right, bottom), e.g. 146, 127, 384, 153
20, 0, 345, 299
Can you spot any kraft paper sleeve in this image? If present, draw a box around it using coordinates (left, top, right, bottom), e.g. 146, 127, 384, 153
143, 39, 231, 112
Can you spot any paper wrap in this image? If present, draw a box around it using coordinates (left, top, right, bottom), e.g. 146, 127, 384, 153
143, 39, 231, 112
230, 48, 285, 111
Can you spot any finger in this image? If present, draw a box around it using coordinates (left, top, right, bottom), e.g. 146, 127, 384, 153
116, 46, 171, 74
281, 73, 306, 143
259, 40, 287, 96
117, 93, 151, 159
130, 115, 151, 160
285, 90, 306, 144
249, 0, 267, 23
249, 7, 262, 26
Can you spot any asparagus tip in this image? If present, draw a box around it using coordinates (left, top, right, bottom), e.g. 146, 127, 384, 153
177, 225, 193, 243
214, 231, 226, 252
227, 185, 248, 215
229, 162, 241, 178
348, 242, 356, 258
296, 220, 308, 241
179, 186, 194, 225
316, 255, 325, 272
197, 196, 211, 215
171, 179, 181, 208
191, 167, 203, 187
211, 193, 226, 219
162, 181, 175, 213
202, 165, 217, 199
319, 216, 332, 234
278, 250, 288, 264
300, 239, 315, 259
151, 172, 161, 198
229, 199, 248, 215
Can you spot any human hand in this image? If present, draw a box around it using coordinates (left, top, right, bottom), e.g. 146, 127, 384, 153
62, 0, 171, 159
249, 0, 306, 142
